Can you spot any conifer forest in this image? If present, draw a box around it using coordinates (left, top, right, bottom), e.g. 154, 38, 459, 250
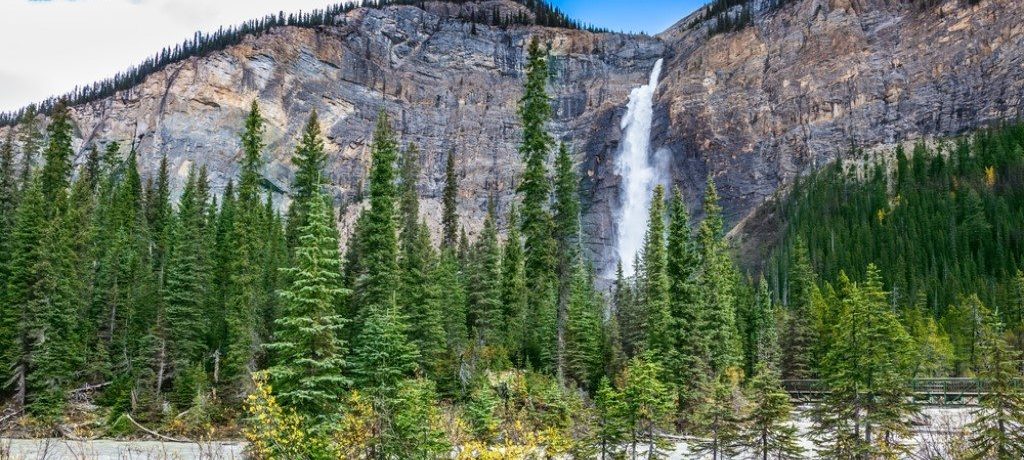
2, 0, 1024, 458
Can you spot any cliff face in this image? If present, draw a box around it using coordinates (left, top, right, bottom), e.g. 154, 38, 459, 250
2, 0, 1021, 274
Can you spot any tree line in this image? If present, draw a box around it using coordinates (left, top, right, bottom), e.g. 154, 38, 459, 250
2, 37, 1024, 458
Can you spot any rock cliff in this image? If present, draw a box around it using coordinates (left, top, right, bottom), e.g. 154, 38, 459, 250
2, 0, 1021, 275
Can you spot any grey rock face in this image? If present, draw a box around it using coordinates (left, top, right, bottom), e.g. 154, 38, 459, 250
2, 0, 1021, 275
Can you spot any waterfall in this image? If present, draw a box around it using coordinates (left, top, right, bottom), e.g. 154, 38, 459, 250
615, 58, 664, 277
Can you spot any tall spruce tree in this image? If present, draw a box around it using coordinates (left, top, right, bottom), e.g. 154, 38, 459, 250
782, 239, 820, 379
163, 166, 213, 405
642, 185, 672, 366
17, 104, 42, 190
742, 363, 803, 460
518, 37, 557, 370
666, 187, 705, 381
441, 149, 459, 250
468, 207, 504, 361
698, 176, 741, 373
285, 111, 328, 252
553, 142, 580, 384
224, 101, 270, 397
350, 112, 419, 393
812, 267, 917, 458
265, 190, 350, 421
967, 313, 1024, 459
501, 206, 528, 364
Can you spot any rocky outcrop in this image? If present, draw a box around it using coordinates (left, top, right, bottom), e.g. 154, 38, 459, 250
2, 0, 1021, 275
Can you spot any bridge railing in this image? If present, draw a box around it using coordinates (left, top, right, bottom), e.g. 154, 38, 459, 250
779, 378, 1021, 405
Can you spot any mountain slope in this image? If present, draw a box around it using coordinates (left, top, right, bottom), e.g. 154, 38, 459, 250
1, 0, 1021, 274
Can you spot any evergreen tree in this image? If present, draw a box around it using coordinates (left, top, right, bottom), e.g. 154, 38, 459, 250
642, 185, 672, 370
285, 111, 329, 252
163, 166, 212, 404
0, 133, 17, 312
698, 176, 741, 373
39, 102, 74, 213
553, 142, 580, 384
501, 206, 528, 364
224, 101, 270, 397
752, 278, 781, 371
782, 239, 819, 379
812, 267, 917, 458
620, 353, 676, 459
17, 104, 42, 189
743, 363, 803, 460
350, 112, 419, 393
666, 187, 706, 395
691, 370, 747, 460
467, 208, 504, 361
565, 261, 603, 389
518, 37, 556, 370
967, 314, 1024, 459
396, 144, 446, 375
441, 149, 459, 250
2, 180, 47, 408
265, 190, 350, 421
595, 377, 628, 460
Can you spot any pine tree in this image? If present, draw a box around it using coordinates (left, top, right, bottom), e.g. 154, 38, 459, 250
468, 208, 504, 361
39, 102, 74, 213
396, 144, 445, 375
224, 101, 270, 397
0, 132, 17, 309
163, 166, 213, 406
642, 185, 673, 370
518, 37, 556, 370
752, 278, 781, 371
501, 206, 528, 365
565, 261, 603, 389
666, 187, 707, 397
782, 239, 820, 379
620, 353, 676, 459
967, 314, 1024, 459
743, 363, 802, 460
265, 190, 350, 421
441, 149, 459, 250
595, 377, 628, 460
553, 142, 580, 384
2, 180, 47, 408
691, 370, 747, 460
17, 105, 42, 190
812, 267, 917, 458
381, 378, 450, 458
350, 112, 419, 394
285, 111, 328, 252
698, 176, 741, 373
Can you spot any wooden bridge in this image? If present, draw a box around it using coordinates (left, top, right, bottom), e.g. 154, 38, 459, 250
781, 378, 1006, 406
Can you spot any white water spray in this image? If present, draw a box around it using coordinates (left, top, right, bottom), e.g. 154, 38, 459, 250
615, 58, 664, 277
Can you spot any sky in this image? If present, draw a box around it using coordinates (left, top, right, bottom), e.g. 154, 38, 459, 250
0, 0, 705, 112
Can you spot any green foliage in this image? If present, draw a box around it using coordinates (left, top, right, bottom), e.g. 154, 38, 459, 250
224, 101, 272, 397
285, 111, 328, 252
766, 124, 1024, 337
619, 353, 676, 459
265, 191, 350, 421
691, 369, 747, 460
812, 266, 918, 458
743, 363, 803, 460
699, 176, 742, 373
967, 315, 1024, 459
441, 149, 459, 250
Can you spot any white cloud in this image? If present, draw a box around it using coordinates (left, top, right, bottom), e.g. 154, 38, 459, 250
0, 0, 350, 112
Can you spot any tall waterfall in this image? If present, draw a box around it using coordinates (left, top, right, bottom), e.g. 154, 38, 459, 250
615, 58, 664, 277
